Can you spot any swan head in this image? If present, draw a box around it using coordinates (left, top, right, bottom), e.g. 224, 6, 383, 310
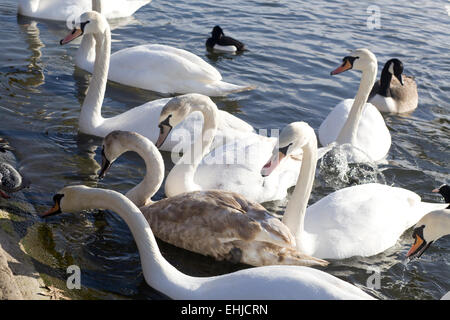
98, 131, 138, 179
155, 94, 213, 149
41, 185, 92, 217
407, 209, 450, 259
60, 11, 108, 45
331, 48, 377, 75
384, 58, 404, 85
261, 122, 316, 177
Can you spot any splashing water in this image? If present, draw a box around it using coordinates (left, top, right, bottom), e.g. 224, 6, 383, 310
318, 143, 386, 190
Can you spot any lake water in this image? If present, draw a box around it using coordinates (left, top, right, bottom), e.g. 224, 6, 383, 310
0, 0, 449, 299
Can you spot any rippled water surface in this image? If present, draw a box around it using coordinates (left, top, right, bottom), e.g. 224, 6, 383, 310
0, 0, 449, 299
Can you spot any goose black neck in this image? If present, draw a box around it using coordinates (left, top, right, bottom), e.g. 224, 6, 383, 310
378, 63, 393, 97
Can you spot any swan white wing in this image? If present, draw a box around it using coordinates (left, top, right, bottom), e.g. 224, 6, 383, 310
196, 135, 300, 203
304, 183, 448, 259
318, 99, 391, 162
106, 44, 222, 94
217, 110, 254, 133
18, 0, 150, 20
96, 99, 251, 152
99, 0, 151, 18
79, 43, 252, 95
140, 44, 222, 81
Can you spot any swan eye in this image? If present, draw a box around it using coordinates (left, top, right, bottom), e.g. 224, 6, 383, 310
80, 21, 90, 32
279, 143, 293, 156
412, 225, 425, 239
52, 194, 64, 206
343, 56, 359, 66
160, 115, 172, 128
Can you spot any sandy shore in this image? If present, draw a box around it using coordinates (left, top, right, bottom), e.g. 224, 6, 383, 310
0, 149, 48, 300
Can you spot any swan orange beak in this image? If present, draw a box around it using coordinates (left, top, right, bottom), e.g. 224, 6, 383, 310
41, 202, 61, 218
331, 60, 353, 75
60, 28, 83, 45
406, 235, 423, 257
261, 152, 285, 177
406, 234, 433, 259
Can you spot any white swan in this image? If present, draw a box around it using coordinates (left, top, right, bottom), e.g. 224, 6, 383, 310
75, 3, 253, 96
406, 209, 450, 259
97, 130, 327, 267
60, 11, 254, 152
153, 94, 313, 203
18, 0, 150, 21
319, 49, 391, 162
368, 59, 418, 114
41, 185, 373, 299
263, 122, 449, 259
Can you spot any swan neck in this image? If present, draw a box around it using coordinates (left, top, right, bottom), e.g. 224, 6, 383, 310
282, 136, 318, 249
428, 210, 450, 241
191, 103, 218, 167
125, 139, 165, 207
170, 101, 218, 192
76, 34, 95, 68
79, 27, 111, 133
336, 63, 377, 145
86, 189, 196, 298
92, 0, 102, 12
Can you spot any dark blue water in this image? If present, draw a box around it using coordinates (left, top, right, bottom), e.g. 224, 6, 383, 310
0, 0, 448, 299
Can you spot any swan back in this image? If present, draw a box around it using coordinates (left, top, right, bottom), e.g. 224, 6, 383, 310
305, 183, 448, 259
18, 0, 151, 20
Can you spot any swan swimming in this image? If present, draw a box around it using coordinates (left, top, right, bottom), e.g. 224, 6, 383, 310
263, 122, 448, 259
18, 0, 151, 21
74, 2, 254, 95
41, 185, 374, 299
319, 49, 391, 163
97, 130, 327, 267
60, 11, 254, 152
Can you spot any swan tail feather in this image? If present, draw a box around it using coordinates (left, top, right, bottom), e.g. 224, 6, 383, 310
208, 81, 256, 96
234, 241, 329, 267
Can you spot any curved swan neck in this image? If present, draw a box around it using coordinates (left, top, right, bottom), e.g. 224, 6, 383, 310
123, 137, 165, 207
75, 188, 197, 298
190, 102, 219, 165
76, 34, 96, 68
423, 210, 450, 242
282, 134, 318, 251
79, 25, 111, 133
336, 62, 377, 145
167, 100, 219, 193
